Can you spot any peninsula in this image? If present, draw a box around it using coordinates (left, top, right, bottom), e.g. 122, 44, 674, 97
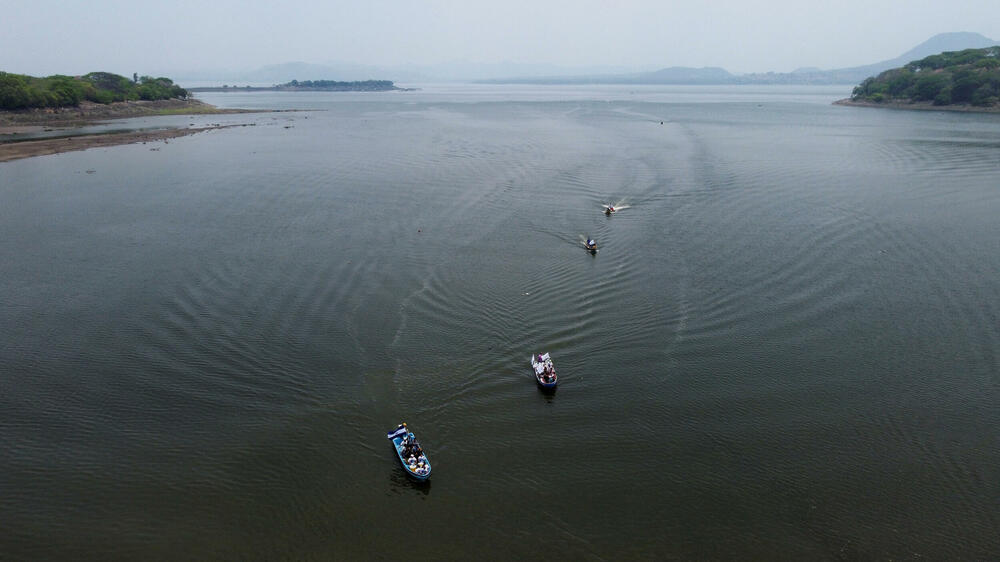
1, 71, 260, 163
835, 46, 1000, 112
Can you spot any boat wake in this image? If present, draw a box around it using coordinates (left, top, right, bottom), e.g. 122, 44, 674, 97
601, 200, 630, 213
578, 234, 599, 251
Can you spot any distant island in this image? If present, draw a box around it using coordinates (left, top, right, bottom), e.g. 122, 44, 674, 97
189, 80, 414, 92
836, 46, 1000, 111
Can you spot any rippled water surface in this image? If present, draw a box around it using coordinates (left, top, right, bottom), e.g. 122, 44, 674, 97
2, 85, 998, 559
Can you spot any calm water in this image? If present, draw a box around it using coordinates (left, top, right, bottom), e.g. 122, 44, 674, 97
2, 85, 998, 559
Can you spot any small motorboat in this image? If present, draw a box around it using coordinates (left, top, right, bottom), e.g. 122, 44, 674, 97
531, 352, 558, 388
604, 205, 616, 216
386, 423, 431, 480
584, 238, 598, 253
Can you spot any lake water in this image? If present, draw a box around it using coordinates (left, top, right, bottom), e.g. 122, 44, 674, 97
2, 85, 998, 559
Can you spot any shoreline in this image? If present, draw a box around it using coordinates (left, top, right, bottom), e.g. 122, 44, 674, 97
0, 98, 264, 163
0, 98, 257, 133
833, 98, 1000, 113
0, 124, 253, 163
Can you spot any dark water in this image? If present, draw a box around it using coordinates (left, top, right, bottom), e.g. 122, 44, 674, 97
2, 85, 998, 559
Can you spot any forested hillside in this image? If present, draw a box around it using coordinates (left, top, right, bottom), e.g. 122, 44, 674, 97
850, 47, 1000, 107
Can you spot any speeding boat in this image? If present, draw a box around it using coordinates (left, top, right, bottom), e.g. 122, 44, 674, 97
531, 352, 558, 388
604, 205, 616, 216
386, 423, 431, 480
585, 238, 598, 253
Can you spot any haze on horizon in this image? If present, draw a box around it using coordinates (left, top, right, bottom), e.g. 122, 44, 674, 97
2, 0, 998, 79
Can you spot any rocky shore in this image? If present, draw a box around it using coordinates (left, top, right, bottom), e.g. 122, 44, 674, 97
0, 124, 255, 163
0, 98, 262, 163
0, 98, 252, 130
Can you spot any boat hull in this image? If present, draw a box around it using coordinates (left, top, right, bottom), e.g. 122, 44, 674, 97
530, 354, 558, 388
389, 432, 431, 480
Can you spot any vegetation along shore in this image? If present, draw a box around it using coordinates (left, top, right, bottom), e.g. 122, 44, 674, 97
836, 46, 1000, 112
0, 71, 261, 162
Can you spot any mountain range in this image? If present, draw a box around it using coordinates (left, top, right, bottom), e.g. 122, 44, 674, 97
490, 32, 999, 85
175, 32, 998, 86
743, 31, 1000, 85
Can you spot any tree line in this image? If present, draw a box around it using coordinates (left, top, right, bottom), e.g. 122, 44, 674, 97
278, 80, 397, 91
0, 71, 188, 110
851, 47, 1000, 107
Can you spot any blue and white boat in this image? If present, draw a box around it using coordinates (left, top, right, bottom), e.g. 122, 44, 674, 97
386, 423, 431, 480
531, 352, 558, 388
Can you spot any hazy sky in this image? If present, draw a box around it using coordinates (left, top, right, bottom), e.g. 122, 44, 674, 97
2, 0, 998, 77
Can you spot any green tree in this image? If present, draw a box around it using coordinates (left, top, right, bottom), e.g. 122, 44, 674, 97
950, 69, 984, 103
0, 72, 34, 109
886, 69, 915, 96
971, 82, 1000, 106
912, 73, 950, 101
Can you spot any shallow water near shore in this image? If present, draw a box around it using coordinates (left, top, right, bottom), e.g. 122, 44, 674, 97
1, 85, 999, 559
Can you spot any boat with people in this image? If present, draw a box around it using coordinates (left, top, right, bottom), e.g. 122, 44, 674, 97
584, 238, 598, 253
604, 205, 616, 216
386, 423, 431, 480
531, 352, 558, 388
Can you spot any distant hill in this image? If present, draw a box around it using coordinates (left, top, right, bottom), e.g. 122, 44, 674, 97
172, 32, 999, 87
699, 32, 998, 85
630, 67, 735, 84
479, 66, 734, 85
827, 32, 999, 83
482, 32, 999, 85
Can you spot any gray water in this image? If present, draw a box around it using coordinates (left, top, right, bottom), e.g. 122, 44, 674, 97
2, 85, 998, 560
